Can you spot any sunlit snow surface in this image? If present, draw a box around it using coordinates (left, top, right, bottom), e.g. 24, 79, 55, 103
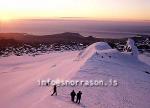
0, 43, 150, 108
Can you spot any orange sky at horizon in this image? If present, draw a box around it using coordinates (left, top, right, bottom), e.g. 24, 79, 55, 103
0, 0, 150, 22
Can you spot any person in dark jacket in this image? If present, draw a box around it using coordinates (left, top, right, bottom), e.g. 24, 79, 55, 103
51, 85, 57, 96
70, 90, 76, 102
76, 91, 82, 104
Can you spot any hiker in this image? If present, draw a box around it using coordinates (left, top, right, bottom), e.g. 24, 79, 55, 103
51, 85, 57, 96
70, 90, 76, 102
76, 91, 82, 104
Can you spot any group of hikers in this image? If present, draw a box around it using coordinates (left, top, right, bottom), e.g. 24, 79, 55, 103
51, 85, 82, 104
70, 90, 82, 104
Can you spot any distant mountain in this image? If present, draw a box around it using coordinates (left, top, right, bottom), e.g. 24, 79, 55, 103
0, 32, 92, 43
0, 32, 127, 47
0, 32, 127, 42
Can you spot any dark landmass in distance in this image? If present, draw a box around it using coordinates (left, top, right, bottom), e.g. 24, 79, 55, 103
0, 32, 149, 57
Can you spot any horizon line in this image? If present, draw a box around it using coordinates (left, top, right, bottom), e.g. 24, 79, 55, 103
1, 17, 150, 23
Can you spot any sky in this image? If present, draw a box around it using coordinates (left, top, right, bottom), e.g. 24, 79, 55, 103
0, 0, 150, 21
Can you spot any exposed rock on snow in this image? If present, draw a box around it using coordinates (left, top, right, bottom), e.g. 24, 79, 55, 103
124, 38, 139, 57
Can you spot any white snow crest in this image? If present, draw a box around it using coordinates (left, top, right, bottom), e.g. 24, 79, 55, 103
77, 42, 112, 60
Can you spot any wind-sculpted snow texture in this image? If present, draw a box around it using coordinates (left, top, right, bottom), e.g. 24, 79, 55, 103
0, 42, 150, 108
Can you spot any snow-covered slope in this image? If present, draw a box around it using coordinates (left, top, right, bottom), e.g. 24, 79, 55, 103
0, 42, 150, 108
73, 42, 150, 108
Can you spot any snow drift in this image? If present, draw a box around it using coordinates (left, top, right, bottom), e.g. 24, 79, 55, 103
77, 39, 139, 63
77, 42, 112, 60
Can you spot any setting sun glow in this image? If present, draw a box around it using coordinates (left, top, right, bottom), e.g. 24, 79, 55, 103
0, 0, 150, 21
0, 16, 13, 22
